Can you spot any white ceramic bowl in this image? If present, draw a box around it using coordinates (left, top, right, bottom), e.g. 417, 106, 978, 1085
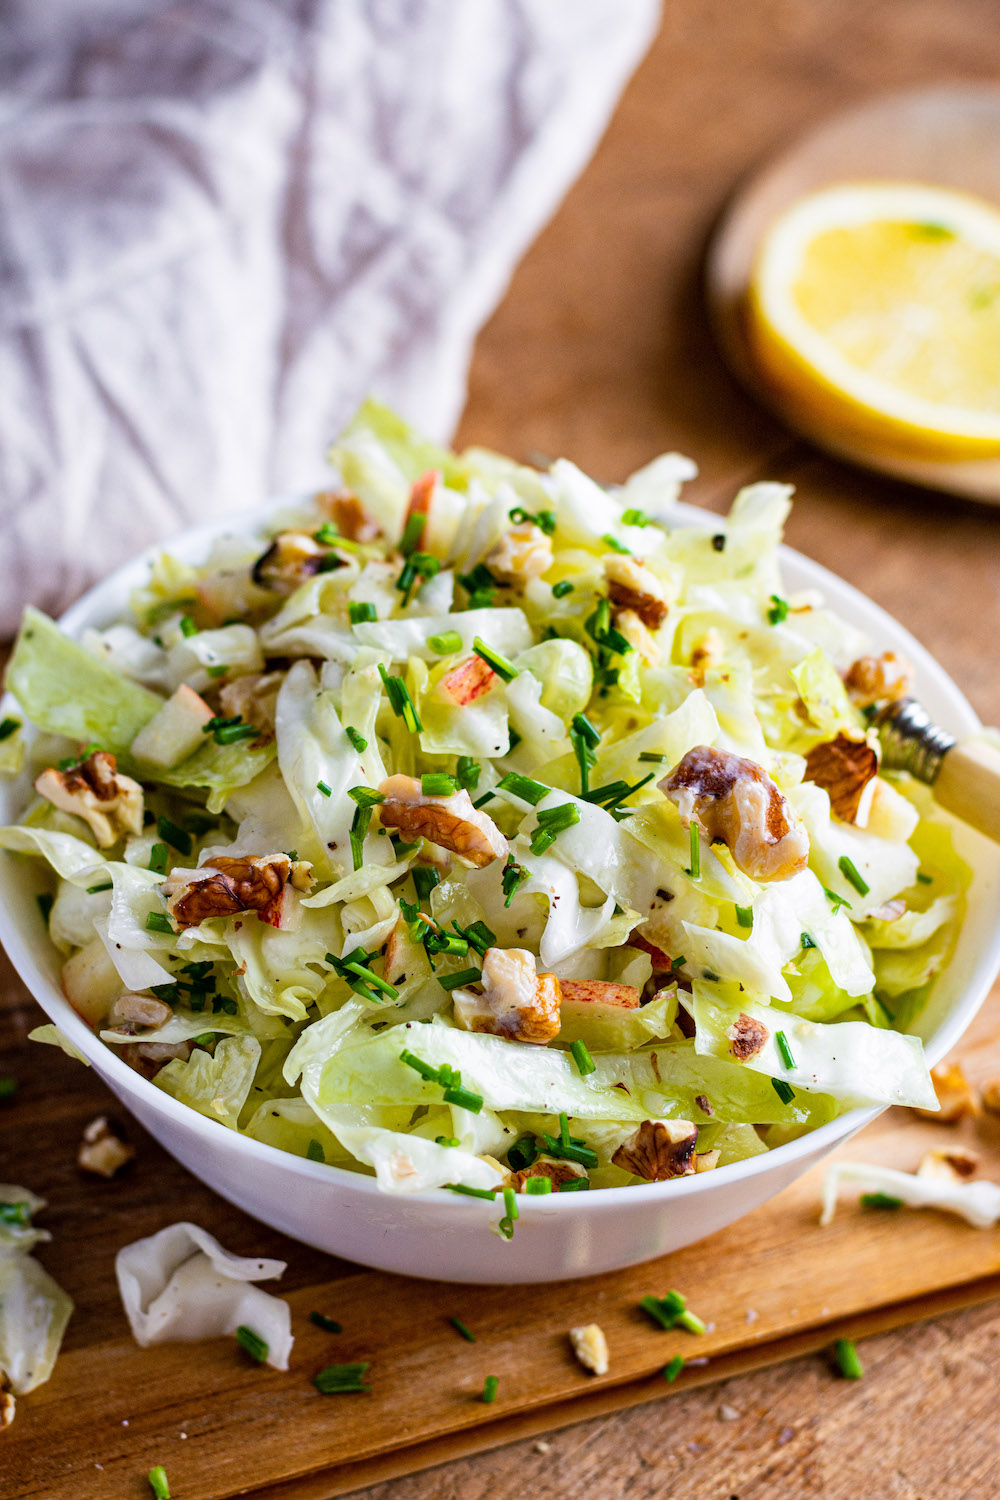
2, 503, 999, 1284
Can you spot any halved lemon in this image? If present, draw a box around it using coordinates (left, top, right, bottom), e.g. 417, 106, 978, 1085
746, 181, 1000, 462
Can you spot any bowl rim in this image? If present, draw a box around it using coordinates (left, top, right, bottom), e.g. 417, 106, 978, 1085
2, 495, 998, 1220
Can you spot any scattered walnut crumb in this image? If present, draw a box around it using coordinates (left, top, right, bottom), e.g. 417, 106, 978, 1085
913, 1061, 978, 1123
718, 1403, 741, 1421
534, 1441, 551, 1455
917, 1147, 980, 1183
981, 1080, 1000, 1116
569, 1323, 609, 1376
0, 1386, 14, 1429
78, 1116, 135, 1178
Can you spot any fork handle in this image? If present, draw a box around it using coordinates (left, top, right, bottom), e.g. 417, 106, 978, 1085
933, 738, 1000, 844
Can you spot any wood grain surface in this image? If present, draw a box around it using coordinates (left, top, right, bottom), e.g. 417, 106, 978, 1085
4, 1, 1000, 1497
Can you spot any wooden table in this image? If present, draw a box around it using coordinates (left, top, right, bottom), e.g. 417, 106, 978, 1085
3, 3, 1000, 1497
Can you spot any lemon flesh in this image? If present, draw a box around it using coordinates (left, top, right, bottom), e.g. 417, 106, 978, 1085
747, 182, 1000, 461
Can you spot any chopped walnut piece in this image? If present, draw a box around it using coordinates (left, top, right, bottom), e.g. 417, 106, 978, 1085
727, 1012, 769, 1062
0, 1387, 14, 1429
107, 994, 173, 1034
251, 531, 334, 594
512, 1156, 587, 1192
604, 554, 669, 630
569, 1323, 609, 1376
913, 1061, 978, 1122
559, 979, 641, 1010
616, 609, 660, 665
981, 1080, 1000, 1116
78, 1116, 136, 1178
164, 853, 312, 930
486, 523, 553, 584
35, 751, 144, 849
660, 745, 809, 883
118, 1040, 191, 1080
696, 1149, 721, 1173
377, 774, 507, 868
611, 1119, 698, 1181
804, 732, 879, 824
218, 671, 284, 734
318, 491, 381, 543
917, 1147, 980, 1183
453, 947, 561, 1044
438, 655, 496, 706
695, 1093, 714, 1117
844, 651, 915, 708
689, 627, 724, 686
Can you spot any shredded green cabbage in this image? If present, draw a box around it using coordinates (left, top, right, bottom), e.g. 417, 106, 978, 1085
3, 405, 966, 1207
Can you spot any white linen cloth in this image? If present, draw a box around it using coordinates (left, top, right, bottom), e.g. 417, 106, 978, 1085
0, 0, 659, 636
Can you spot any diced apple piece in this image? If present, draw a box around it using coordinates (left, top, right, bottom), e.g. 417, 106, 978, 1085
130, 684, 214, 769
62, 937, 122, 1028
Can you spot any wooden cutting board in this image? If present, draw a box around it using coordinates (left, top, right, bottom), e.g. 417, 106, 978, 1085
3, 959, 1000, 1500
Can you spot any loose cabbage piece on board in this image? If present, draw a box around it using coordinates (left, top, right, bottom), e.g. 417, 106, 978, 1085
0, 1187, 74, 1401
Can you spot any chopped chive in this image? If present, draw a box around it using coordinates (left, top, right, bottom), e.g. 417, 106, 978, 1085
838, 855, 870, 897
347, 785, 386, 808
496, 771, 549, 805
0, 716, 20, 741
428, 630, 463, 655
149, 842, 169, 875
421, 771, 458, 797
0, 1077, 17, 1101
711, 533, 727, 552
508, 1135, 538, 1173
663, 1356, 685, 1382
86, 881, 114, 894
481, 1375, 500, 1404
639, 1290, 705, 1335
472, 637, 518, 684
399, 1048, 439, 1081
145, 911, 174, 933
559, 1176, 590, 1192
436, 1135, 462, 1148
349, 805, 373, 872
916, 871, 933, 885
399, 512, 425, 556
672, 955, 686, 968
345, 725, 367, 753
525, 1176, 552, 1195
148, 1466, 171, 1499
456, 755, 481, 791
735, 904, 753, 929
775, 1031, 796, 1070
570, 1039, 596, 1077
472, 790, 495, 809
552, 580, 574, 599
442, 1084, 484, 1113
622, 507, 650, 527
874, 994, 896, 1022
638, 751, 667, 763
801, 932, 816, 949
236, 1325, 269, 1364
570, 712, 600, 749
687, 823, 700, 879
861, 1192, 903, 1211
437, 966, 485, 990
501, 853, 528, 907
767, 594, 789, 625
316, 780, 332, 797
156, 816, 192, 856
0, 1202, 31, 1227
497, 1185, 518, 1239
450, 1315, 476, 1342
834, 1338, 864, 1380
822, 885, 852, 913
452, 920, 495, 956
378, 664, 422, 733
205, 663, 229, 678
540, 1130, 598, 1170
310, 1311, 342, 1333
772, 1078, 795, 1105
348, 601, 377, 625
445, 1183, 498, 1200
602, 533, 630, 554
313, 1361, 371, 1394
214, 721, 259, 744
304, 1138, 324, 1163
412, 865, 440, 903
179, 615, 198, 637
342, 963, 398, 1000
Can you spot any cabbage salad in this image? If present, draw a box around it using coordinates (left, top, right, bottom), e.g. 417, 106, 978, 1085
0, 402, 966, 1209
